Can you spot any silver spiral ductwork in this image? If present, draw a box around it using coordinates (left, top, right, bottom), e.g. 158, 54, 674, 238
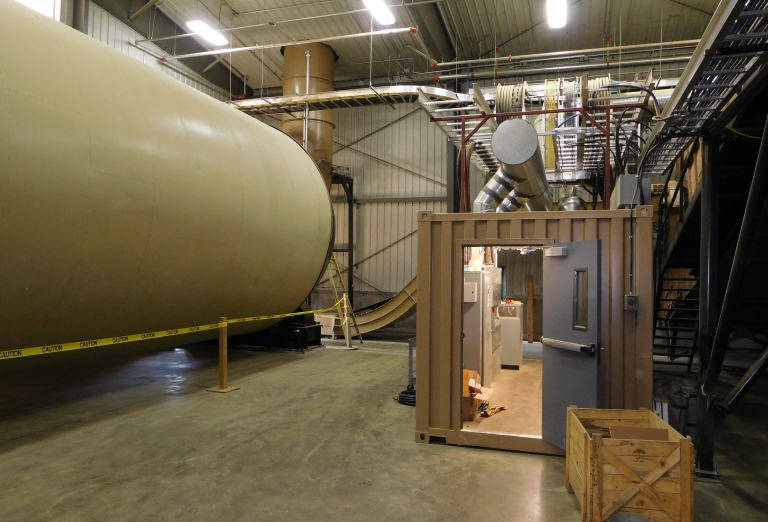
473, 119, 553, 213
557, 187, 588, 211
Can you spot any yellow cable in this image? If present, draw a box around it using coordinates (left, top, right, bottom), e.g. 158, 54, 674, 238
726, 126, 762, 140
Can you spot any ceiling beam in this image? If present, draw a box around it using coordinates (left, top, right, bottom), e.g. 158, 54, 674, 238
665, 0, 715, 17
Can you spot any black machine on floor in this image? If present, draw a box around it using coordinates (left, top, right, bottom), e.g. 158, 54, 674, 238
230, 308, 323, 352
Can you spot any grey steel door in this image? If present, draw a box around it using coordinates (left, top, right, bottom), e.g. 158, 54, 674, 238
542, 240, 601, 449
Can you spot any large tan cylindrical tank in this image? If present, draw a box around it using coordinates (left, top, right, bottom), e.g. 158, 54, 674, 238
0, 1, 333, 353
281, 43, 336, 190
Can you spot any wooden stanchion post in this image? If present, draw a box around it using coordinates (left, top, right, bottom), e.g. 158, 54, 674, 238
207, 317, 240, 393
343, 293, 351, 349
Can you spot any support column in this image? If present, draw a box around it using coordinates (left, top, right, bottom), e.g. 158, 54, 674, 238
346, 178, 354, 308
698, 115, 768, 474
73, 0, 88, 33
332, 174, 354, 308
446, 139, 459, 213
696, 138, 718, 474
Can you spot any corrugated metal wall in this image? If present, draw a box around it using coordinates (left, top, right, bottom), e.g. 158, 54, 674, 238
255, 105, 470, 318
320, 104, 455, 303
87, 3, 229, 101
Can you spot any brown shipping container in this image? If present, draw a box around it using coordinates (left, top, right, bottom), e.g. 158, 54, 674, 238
415, 207, 654, 455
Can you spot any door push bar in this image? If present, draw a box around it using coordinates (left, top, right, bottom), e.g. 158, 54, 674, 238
541, 337, 596, 356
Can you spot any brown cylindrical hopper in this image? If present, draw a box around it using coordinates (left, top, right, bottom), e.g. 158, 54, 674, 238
0, 1, 333, 355
281, 43, 337, 191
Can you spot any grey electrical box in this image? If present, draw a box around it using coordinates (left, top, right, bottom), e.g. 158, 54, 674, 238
610, 175, 652, 209
624, 294, 639, 312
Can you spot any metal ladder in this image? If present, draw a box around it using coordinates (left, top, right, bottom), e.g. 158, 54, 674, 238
328, 254, 363, 344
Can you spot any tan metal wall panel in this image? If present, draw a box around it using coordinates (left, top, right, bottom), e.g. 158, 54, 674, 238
415, 208, 654, 453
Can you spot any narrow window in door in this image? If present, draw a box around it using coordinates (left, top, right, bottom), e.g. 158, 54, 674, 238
573, 269, 588, 331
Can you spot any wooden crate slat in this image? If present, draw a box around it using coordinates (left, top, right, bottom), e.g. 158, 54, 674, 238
603, 489, 682, 509
602, 475, 682, 494
602, 439, 681, 456
604, 463, 682, 477
574, 409, 653, 420
616, 506, 678, 522
586, 418, 652, 429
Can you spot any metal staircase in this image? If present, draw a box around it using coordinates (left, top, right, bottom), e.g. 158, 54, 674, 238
654, 272, 700, 372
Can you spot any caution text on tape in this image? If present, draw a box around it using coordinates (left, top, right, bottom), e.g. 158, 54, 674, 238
1, 300, 345, 361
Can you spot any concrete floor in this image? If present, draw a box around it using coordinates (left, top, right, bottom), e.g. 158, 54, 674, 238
0, 339, 766, 521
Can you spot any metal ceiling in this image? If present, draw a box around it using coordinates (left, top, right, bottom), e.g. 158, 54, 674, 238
148, 0, 720, 91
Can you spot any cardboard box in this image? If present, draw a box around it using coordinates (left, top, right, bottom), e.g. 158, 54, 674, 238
462, 369, 493, 421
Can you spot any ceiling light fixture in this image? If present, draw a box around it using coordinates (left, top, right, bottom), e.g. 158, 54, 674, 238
186, 20, 228, 46
546, 0, 567, 29
363, 0, 395, 25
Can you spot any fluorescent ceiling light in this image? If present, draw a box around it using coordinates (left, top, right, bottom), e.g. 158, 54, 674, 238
15, 0, 58, 19
363, 0, 395, 25
186, 20, 228, 46
547, 0, 567, 29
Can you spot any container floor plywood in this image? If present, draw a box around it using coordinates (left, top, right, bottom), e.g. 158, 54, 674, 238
463, 360, 542, 438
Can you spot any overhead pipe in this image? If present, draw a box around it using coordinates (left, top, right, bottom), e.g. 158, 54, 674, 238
435, 39, 700, 68
433, 56, 691, 82
172, 27, 418, 59
473, 119, 552, 213
138, 0, 446, 45
137, 9, 372, 45
236, 0, 447, 17
128, 0, 160, 23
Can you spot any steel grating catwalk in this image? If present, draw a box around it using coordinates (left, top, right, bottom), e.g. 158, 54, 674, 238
640, 0, 768, 178
416, 90, 499, 173
230, 85, 498, 174
230, 85, 463, 114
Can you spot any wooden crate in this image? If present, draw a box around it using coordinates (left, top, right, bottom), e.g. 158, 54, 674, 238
566, 407, 694, 522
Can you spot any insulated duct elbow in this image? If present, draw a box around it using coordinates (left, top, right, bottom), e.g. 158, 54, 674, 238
474, 118, 552, 213
473, 167, 515, 212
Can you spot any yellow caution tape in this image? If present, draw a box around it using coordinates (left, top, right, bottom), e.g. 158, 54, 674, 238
0, 299, 345, 361
227, 301, 341, 324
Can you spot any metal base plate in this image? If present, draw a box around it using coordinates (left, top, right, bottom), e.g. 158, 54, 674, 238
206, 386, 241, 393
695, 465, 722, 483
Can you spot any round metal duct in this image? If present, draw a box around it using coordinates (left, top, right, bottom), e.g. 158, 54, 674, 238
0, 1, 334, 354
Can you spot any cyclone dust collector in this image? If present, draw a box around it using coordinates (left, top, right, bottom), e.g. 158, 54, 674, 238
281, 43, 337, 191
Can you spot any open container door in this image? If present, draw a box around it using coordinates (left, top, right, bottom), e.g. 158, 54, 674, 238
542, 240, 601, 449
